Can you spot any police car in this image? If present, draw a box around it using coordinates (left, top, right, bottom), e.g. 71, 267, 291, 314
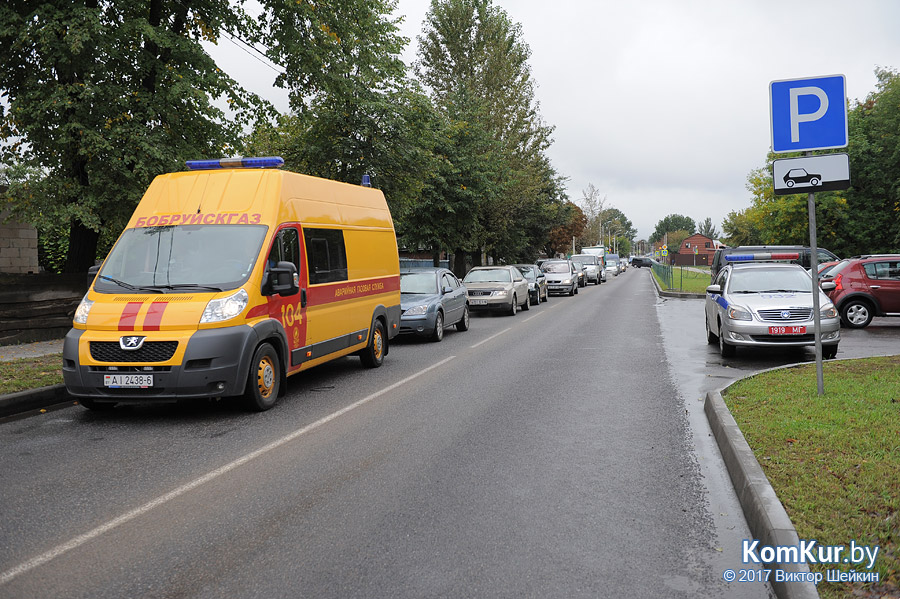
704, 252, 840, 358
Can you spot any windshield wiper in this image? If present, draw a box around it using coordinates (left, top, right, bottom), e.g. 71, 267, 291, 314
144, 283, 224, 292
98, 275, 164, 293
763, 289, 809, 293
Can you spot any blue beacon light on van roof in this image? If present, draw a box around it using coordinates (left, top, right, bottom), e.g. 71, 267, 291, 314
185, 156, 285, 170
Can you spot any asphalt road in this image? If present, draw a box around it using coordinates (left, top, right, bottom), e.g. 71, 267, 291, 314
0, 271, 789, 598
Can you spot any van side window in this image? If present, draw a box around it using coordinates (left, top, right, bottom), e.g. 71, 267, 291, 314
304, 228, 348, 284
268, 227, 301, 272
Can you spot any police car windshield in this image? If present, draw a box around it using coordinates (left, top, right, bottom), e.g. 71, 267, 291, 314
729, 268, 812, 294
95, 225, 268, 293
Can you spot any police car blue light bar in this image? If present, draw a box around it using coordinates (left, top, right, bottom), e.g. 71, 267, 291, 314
185, 156, 285, 170
725, 252, 800, 262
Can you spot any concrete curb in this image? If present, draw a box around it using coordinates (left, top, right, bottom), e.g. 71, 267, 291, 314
705, 390, 819, 599
0, 384, 74, 418
646, 267, 705, 299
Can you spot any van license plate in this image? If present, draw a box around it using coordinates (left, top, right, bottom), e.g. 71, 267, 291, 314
769, 326, 806, 335
104, 374, 153, 388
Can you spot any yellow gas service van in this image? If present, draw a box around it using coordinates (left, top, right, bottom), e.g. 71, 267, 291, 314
63, 157, 401, 411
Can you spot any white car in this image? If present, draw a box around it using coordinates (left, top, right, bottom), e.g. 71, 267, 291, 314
705, 257, 840, 358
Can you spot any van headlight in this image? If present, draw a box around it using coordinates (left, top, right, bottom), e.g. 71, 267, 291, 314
820, 305, 837, 319
201, 289, 249, 323
73, 295, 94, 324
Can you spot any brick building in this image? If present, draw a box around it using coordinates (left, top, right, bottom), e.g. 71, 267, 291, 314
672, 233, 721, 266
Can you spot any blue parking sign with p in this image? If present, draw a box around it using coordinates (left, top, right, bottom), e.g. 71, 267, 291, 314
770, 75, 847, 153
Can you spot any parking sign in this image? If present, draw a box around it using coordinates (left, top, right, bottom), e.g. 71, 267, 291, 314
770, 75, 847, 153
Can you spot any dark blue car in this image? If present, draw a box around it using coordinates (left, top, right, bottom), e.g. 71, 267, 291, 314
399, 268, 470, 342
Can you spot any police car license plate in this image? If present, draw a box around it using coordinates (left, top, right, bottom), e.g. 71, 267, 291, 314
104, 374, 153, 388
769, 326, 806, 335
471, 299, 488, 305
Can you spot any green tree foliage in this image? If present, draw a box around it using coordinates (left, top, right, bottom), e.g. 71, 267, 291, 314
650, 214, 695, 244
577, 183, 606, 247
844, 67, 900, 252
721, 208, 762, 246
0, 0, 269, 272
415, 0, 565, 266
598, 206, 635, 253
697, 217, 720, 240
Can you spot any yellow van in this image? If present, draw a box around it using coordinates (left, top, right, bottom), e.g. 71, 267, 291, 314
63, 157, 401, 411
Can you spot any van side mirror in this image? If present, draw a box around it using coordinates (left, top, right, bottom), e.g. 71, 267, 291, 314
267, 261, 300, 296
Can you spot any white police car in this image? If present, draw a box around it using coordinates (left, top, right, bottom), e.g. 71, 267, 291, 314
705, 253, 840, 358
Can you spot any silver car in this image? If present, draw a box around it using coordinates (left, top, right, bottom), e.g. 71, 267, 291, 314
463, 265, 530, 315
541, 259, 579, 296
571, 254, 603, 284
705, 261, 840, 358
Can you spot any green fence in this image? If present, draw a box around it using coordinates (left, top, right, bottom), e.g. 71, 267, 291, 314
651, 264, 711, 294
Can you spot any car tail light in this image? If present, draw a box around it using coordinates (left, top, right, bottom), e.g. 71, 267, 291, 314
833, 273, 843, 291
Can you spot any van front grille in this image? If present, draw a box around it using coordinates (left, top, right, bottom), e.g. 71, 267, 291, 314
90, 341, 178, 363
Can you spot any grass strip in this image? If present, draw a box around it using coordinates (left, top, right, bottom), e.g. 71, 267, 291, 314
0, 354, 64, 395
652, 266, 711, 293
724, 356, 899, 599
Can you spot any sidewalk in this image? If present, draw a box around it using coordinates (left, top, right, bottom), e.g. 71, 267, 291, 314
0, 338, 64, 362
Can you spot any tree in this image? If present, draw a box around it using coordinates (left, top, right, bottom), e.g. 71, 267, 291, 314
697, 217, 720, 240
844, 67, 900, 253
415, 0, 562, 266
578, 183, 606, 247
0, 1, 270, 272
650, 214, 695, 244
721, 209, 762, 246
546, 202, 586, 257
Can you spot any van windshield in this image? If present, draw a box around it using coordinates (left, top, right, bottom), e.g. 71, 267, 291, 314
95, 225, 268, 293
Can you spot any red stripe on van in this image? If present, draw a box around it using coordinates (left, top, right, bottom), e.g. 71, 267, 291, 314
307, 275, 400, 306
143, 301, 168, 331
119, 302, 143, 331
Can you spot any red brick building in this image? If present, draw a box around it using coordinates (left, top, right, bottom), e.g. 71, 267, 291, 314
672, 233, 720, 266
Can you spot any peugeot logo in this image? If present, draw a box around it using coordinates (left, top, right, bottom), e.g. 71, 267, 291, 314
781, 310, 791, 319
119, 336, 146, 351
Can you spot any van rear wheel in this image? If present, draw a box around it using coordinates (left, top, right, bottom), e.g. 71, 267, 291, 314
360, 320, 386, 368
243, 342, 280, 412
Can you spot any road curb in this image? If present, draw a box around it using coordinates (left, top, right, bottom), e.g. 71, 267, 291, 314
705, 389, 820, 599
0, 384, 73, 418
646, 267, 705, 299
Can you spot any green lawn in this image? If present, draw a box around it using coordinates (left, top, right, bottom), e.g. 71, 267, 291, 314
652, 265, 711, 293
0, 354, 63, 395
724, 357, 899, 599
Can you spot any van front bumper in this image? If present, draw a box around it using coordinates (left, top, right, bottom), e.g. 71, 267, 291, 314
62, 326, 263, 401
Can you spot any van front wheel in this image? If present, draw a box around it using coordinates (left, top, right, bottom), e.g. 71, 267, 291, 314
243, 343, 280, 412
360, 320, 386, 368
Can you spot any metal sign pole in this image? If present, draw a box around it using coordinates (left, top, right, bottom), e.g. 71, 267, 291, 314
806, 152, 825, 395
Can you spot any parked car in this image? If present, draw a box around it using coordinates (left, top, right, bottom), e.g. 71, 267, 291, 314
631, 257, 653, 268
541, 259, 579, 296
399, 268, 470, 342
817, 261, 841, 278
571, 259, 587, 287
571, 254, 603, 284
604, 253, 620, 277
515, 264, 549, 304
710, 245, 839, 278
823, 254, 900, 328
705, 258, 840, 358
463, 265, 530, 315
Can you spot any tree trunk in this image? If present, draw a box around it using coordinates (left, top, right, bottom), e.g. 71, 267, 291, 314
453, 249, 467, 279
63, 219, 99, 273
432, 248, 440, 267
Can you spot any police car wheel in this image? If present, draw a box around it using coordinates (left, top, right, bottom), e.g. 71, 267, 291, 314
718, 326, 736, 357
706, 318, 717, 344
244, 343, 280, 412
361, 320, 386, 368
823, 344, 838, 359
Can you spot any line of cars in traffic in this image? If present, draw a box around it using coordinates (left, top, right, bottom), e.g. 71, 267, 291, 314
399, 255, 629, 341
704, 246, 900, 359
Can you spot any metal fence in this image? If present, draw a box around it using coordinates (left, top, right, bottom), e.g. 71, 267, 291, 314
650, 263, 710, 293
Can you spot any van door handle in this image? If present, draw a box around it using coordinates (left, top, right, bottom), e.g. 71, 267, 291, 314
301, 288, 307, 307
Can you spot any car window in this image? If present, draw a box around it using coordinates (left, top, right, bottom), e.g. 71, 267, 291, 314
442, 273, 459, 289
542, 262, 568, 273
715, 268, 728, 288
864, 261, 900, 280
512, 269, 524, 281
518, 267, 535, 281
464, 268, 512, 283
729, 268, 811, 293
400, 272, 439, 294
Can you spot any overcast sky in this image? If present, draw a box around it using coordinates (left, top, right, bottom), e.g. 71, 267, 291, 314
214, 0, 900, 241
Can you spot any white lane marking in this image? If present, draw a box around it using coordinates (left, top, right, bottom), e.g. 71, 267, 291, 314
470, 327, 511, 349
0, 356, 456, 586
522, 310, 547, 323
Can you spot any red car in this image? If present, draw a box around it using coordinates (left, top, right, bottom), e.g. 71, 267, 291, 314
825, 255, 900, 328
